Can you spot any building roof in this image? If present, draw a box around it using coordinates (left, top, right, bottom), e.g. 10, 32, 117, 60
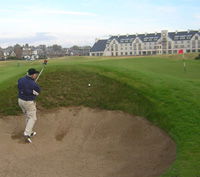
168, 30, 199, 41
107, 33, 161, 43
107, 30, 200, 43
138, 33, 161, 42
90, 39, 107, 52
108, 35, 136, 43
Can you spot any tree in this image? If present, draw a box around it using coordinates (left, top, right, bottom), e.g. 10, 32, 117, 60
195, 53, 200, 60
0, 49, 4, 59
52, 44, 62, 52
70, 45, 79, 50
14, 44, 23, 59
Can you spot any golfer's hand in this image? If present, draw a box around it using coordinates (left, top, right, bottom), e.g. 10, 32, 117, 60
33, 90, 39, 96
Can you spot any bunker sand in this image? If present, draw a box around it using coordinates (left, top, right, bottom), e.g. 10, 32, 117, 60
0, 107, 176, 177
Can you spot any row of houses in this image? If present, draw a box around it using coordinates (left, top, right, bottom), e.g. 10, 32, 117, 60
0, 44, 92, 60
90, 30, 200, 56
0, 45, 47, 60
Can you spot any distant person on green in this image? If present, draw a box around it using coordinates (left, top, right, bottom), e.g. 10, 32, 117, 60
17, 68, 41, 143
43, 59, 48, 65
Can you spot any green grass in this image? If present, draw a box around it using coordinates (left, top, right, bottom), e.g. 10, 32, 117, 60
0, 55, 200, 177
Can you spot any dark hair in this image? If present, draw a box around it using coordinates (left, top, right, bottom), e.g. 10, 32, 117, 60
28, 68, 40, 75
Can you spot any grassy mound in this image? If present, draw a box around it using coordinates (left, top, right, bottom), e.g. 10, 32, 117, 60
0, 66, 153, 118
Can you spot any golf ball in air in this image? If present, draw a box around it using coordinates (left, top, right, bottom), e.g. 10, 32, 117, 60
88, 84, 91, 87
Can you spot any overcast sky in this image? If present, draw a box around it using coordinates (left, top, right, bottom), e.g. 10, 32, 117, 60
0, 0, 200, 47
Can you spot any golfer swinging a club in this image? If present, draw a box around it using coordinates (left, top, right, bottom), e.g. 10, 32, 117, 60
18, 68, 41, 143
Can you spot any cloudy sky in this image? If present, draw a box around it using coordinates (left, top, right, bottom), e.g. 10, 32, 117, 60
0, 0, 200, 47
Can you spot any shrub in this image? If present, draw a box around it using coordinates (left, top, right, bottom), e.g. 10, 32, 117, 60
195, 53, 200, 60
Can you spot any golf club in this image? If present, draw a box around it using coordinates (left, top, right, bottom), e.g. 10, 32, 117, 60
35, 60, 48, 82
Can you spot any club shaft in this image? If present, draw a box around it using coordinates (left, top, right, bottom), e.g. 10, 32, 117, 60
35, 67, 44, 82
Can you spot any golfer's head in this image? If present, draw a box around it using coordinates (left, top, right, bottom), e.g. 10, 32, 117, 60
28, 68, 39, 80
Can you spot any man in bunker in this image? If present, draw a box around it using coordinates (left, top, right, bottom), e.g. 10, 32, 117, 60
18, 68, 41, 143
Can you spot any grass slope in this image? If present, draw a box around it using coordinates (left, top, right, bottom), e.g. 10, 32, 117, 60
0, 55, 200, 177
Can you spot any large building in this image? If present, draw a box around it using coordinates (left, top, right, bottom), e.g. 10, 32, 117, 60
90, 30, 200, 56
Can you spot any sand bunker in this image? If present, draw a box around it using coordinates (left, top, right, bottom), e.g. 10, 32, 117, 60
0, 107, 176, 177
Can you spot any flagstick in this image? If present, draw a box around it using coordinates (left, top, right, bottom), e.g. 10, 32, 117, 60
183, 53, 186, 72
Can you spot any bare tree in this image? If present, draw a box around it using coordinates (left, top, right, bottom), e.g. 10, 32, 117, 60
0, 48, 4, 59
14, 44, 23, 59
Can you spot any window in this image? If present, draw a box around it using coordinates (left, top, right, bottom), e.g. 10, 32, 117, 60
138, 44, 141, 50
121, 52, 123, 55
198, 41, 200, 48
195, 36, 198, 40
130, 52, 132, 55
143, 51, 146, 55
147, 51, 151, 55
192, 40, 196, 48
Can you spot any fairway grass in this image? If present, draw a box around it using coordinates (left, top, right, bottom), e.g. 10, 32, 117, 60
0, 55, 200, 177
